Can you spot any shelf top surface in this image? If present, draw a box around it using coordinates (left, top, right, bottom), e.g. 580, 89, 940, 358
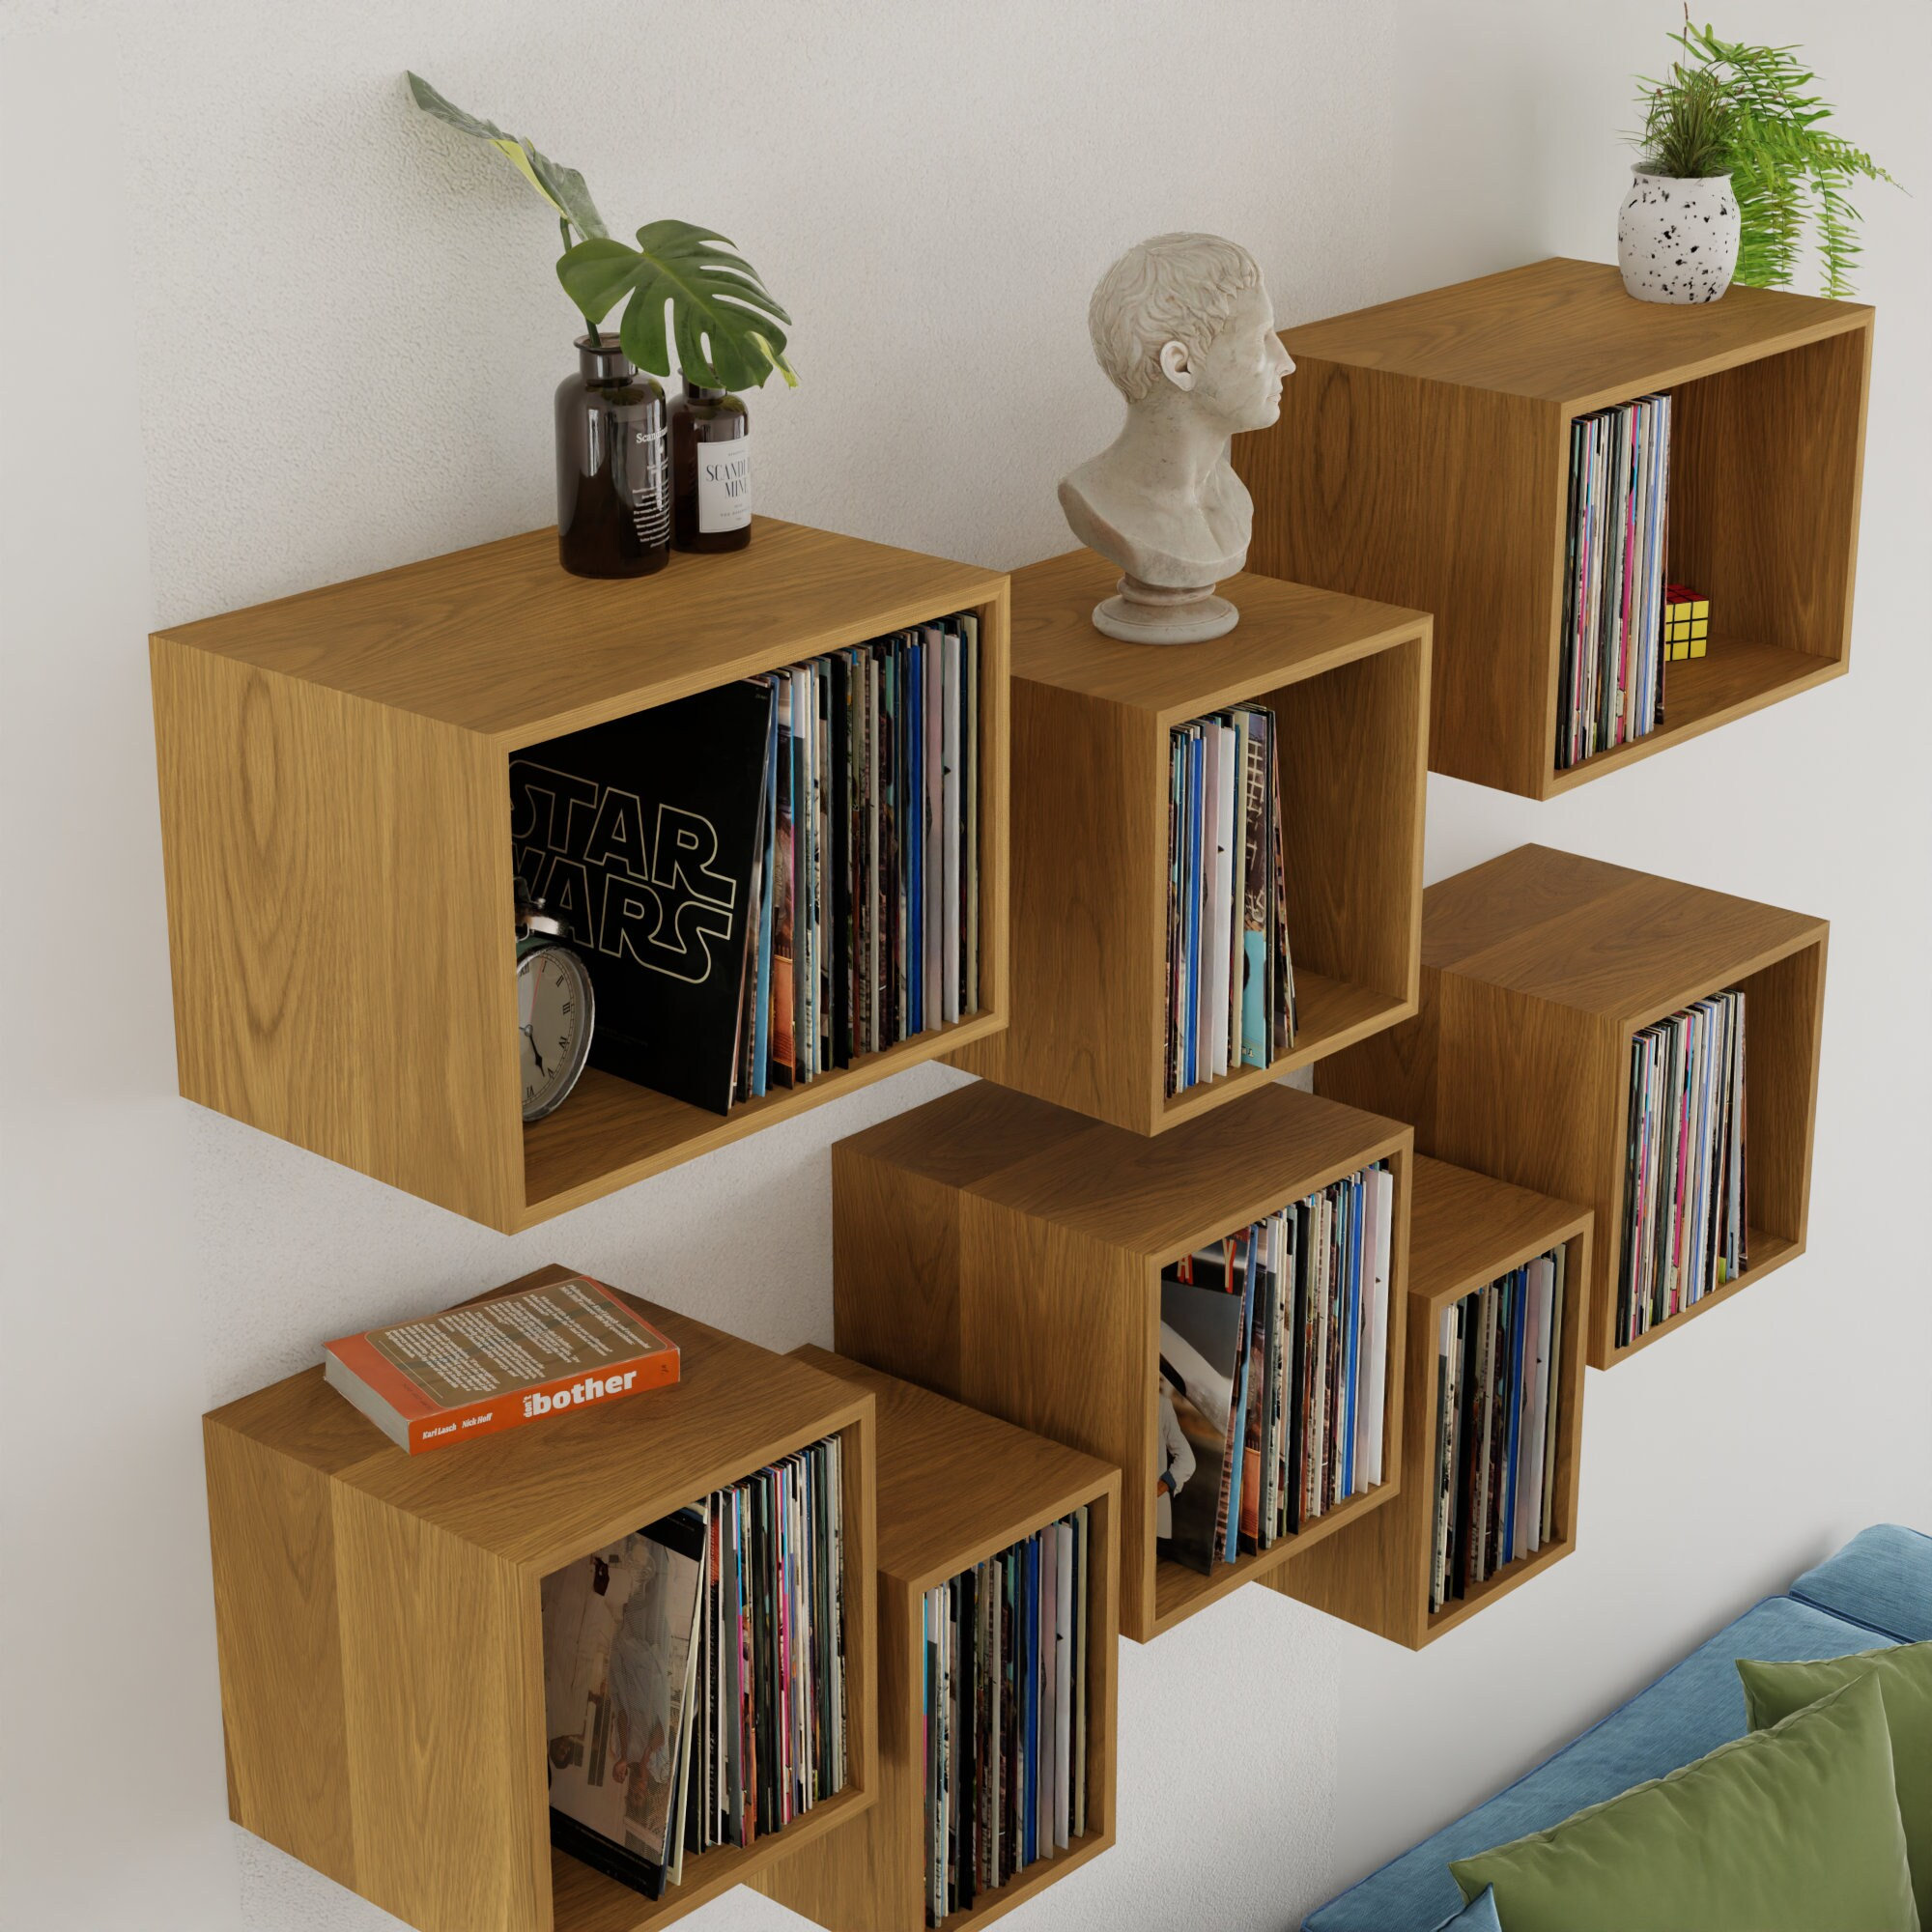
842, 1078, 1409, 1261
1282, 257, 1871, 408
152, 518, 1007, 746
1009, 548, 1427, 721
1406, 1154, 1591, 1304
791, 1348, 1115, 1587
204, 1266, 871, 1571
1424, 844, 1826, 1020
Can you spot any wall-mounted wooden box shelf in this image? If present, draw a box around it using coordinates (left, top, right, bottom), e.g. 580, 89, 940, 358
1271, 1156, 1591, 1647
1318, 844, 1825, 1370
949, 547, 1428, 1136
152, 520, 1010, 1231
756, 1350, 1120, 1932
829, 1077, 1412, 1642
203, 1265, 878, 1932
1237, 257, 1873, 798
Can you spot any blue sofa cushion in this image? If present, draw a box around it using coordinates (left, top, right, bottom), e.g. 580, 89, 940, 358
1433, 1887, 1502, 1931
1789, 1524, 1932, 1642
1304, 1595, 1891, 1932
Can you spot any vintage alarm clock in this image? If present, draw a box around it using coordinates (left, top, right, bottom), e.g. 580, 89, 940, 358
516, 900, 596, 1122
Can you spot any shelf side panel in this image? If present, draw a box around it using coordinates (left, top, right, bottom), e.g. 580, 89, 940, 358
331, 1492, 551, 1932
1739, 938, 1826, 1249
1238, 360, 1560, 798
205, 1420, 358, 1889
1669, 322, 1870, 665
152, 641, 523, 1227
949, 679, 1165, 1131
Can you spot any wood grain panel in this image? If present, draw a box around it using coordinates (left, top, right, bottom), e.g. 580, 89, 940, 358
153, 642, 521, 1226
204, 1418, 356, 1889
153, 520, 1009, 746
1273, 257, 1870, 407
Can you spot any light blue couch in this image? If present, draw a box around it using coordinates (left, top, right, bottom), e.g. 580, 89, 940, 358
1305, 1524, 1932, 1932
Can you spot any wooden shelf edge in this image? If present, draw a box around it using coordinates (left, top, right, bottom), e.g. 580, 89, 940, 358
553, 1783, 877, 1932
1146, 1479, 1396, 1640
1423, 1537, 1577, 1645
1595, 1231, 1800, 1369
1544, 649, 1844, 797
520, 1009, 1008, 1227
932, 1828, 1115, 1932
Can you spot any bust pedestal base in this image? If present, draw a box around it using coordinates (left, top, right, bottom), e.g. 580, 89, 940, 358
1091, 575, 1238, 645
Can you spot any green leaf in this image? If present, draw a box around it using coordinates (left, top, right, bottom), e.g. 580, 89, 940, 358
406, 71, 607, 240
557, 221, 798, 389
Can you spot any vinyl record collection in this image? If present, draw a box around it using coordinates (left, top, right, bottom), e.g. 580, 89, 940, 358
1555, 392, 1673, 771
1429, 1248, 1567, 1614
744, 615, 984, 1103
1618, 988, 1748, 1349
923, 1507, 1093, 1927
1156, 1160, 1394, 1577
1165, 701, 1297, 1096
512, 611, 982, 1117
539, 1434, 849, 1901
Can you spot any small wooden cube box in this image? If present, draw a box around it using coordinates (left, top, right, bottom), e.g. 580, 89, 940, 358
949, 547, 1429, 1137
756, 1350, 1120, 1932
152, 519, 1010, 1231
203, 1267, 878, 1932
830, 1078, 1413, 1642
1318, 844, 1826, 1369
1273, 1155, 1592, 1647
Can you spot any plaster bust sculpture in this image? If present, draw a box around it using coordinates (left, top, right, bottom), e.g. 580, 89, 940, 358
1060, 233, 1295, 643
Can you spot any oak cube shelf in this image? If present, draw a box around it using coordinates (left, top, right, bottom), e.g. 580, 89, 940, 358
829, 1077, 1412, 1643
756, 1350, 1120, 1932
1317, 844, 1826, 1371
203, 1265, 878, 1932
151, 519, 1010, 1231
1271, 1155, 1591, 1648
949, 547, 1429, 1136
1237, 257, 1873, 798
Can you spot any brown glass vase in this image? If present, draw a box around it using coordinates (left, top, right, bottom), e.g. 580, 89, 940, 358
669, 380, 752, 553
554, 336, 670, 578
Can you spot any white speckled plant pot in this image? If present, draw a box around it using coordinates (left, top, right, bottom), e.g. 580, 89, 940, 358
1617, 170, 1740, 303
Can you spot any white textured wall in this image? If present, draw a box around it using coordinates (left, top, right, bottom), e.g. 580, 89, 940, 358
1, 3, 1925, 1929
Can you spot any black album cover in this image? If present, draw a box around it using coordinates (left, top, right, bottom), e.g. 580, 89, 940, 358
512, 680, 775, 1115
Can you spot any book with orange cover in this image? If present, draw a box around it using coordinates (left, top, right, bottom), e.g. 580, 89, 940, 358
323, 1274, 679, 1454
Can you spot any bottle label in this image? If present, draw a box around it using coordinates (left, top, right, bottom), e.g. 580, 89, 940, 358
697, 432, 752, 533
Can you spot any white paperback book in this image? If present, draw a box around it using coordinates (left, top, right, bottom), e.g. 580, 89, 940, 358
1055, 1518, 1074, 1848
1362, 1165, 1395, 1486
1522, 1256, 1556, 1553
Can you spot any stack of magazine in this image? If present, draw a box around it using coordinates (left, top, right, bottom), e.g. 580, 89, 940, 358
1164, 702, 1297, 1097
511, 612, 981, 1116
1156, 1160, 1394, 1577
922, 1507, 1093, 1926
1429, 1249, 1566, 1614
1555, 392, 1672, 771
1619, 987, 1748, 1349
540, 1434, 848, 1900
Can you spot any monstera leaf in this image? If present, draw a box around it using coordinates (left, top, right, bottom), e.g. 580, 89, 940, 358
558, 222, 798, 390
407, 71, 607, 241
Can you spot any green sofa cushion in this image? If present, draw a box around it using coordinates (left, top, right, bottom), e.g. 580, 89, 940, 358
1449, 1671, 1916, 1932
1739, 1642, 1931, 1932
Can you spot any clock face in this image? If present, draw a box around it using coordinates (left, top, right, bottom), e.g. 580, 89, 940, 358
518, 944, 595, 1122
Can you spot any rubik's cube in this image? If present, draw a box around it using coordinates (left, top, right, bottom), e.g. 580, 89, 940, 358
1663, 584, 1710, 662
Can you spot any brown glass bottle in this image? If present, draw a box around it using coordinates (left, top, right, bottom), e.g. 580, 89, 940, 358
554, 336, 670, 578
670, 380, 752, 552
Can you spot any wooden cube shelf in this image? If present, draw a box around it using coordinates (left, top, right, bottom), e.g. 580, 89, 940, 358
755, 1350, 1120, 1932
1236, 257, 1873, 798
1317, 844, 1826, 1370
1270, 1156, 1591, 1648
151, 519, 1010, 1231
948, 547, 1428, 1136
203, 1265, 879, 1932
829, 1077, 1412, 1642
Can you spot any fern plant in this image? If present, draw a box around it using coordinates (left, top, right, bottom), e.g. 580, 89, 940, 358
408, 73, 796, 390
1632, 23, 1898, 297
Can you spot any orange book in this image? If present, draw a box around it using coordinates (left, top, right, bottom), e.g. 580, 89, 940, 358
323, 1274, 679, 1454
